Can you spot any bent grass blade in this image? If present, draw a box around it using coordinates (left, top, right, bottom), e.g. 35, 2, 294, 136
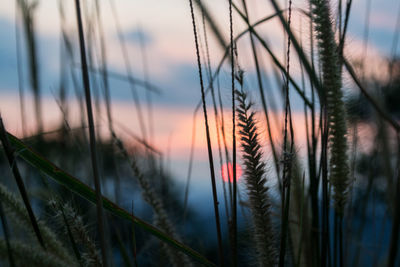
7, 132, 216, 267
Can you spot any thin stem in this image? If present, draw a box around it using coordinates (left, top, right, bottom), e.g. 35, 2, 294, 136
74, 0, 107, 265
188, 0, 223, 265
231, 3, 313, 107
338, 0, 353, 59
387, 135, 400, 267
228, 1, 238, 266
217, 78, 234, 215
279, 1, 293, 265
321, 107, 329, 267
0, 116, 45, 249
108, 0, 148, 143
15, 2, 26, 137
200, 10, 231, 221
241, 0, 281, 188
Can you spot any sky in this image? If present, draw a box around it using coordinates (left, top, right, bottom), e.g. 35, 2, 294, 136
0, 0, 399, 209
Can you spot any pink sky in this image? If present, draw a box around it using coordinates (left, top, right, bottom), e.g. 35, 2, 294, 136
0, 0, 397, 185
0, 91, 313, 161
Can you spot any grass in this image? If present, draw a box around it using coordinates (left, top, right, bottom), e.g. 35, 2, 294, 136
74, 0, 107, 265
0, 0, 399, 266
236, 88, 275, 266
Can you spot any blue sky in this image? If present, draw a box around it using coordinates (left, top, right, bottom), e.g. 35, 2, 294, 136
0, 0, 398, 107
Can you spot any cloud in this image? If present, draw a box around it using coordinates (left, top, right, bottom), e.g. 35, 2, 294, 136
124, 27, 154, 46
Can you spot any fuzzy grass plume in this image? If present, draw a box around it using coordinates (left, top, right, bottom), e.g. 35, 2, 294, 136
310, 0, 349, 213
236, 89, 275, 266
113, 134, 191, 267
0, 184, 76, 266
48, 198, 101, 266
0, 239, 69, 267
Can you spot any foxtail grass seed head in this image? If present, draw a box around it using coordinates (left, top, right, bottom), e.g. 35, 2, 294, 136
236, 89, 276, 266
310, 0, 350, 214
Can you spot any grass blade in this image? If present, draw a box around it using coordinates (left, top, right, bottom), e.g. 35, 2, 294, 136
73, 0, 107, 265
0, 117, 45, 249
6, 132, 216, 267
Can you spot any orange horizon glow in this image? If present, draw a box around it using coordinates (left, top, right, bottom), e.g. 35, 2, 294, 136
0, 93, 313, 160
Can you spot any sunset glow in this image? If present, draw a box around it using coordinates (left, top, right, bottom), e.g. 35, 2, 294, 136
221, 162, 243, 183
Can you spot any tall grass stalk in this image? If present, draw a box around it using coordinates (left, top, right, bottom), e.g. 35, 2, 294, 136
113, 135, 190, 266
188, 0, 224, 264
92, 0, 125, 208
194, 0, 228, 51
298, 26, 315, 267
198, 9, 231, 222
321, 101, 330, 267
310, 0, 349, 211
231, 4, 313, 108
57, 202, 83, 266
267, 0, 322, 95
2, 1, 400, 266
236, 89, 275, 266
293, 172, 307, 267
309, 1, 352, 265
49, 198, 101, 266
93, 0, 112, 134
389, 3, 400, 83
201, 5, 232, 223
279, 1, 295, 265
15, 1, 27, 137
109, 0, 149, 143
338, 0, 353, 59
191, 8, 300, 123
228, 1, 238, 266
216, 80, 234, 208
0, 116, 45, 249
58, 12, 88, 143
240, 0, 281, 181
74, 0, 107, 265
387, 136, 400, 267
306, 2, 320, 264
16, 0, 43, 134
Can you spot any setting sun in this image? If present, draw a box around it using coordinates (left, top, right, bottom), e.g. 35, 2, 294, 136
221, 162, 243, 183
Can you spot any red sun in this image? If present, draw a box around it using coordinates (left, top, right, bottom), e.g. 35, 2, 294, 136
221, 163, 243, 183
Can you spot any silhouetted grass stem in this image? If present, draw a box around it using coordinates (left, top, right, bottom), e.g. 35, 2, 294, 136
188, 0, 224, 265
74, 0, 107, 265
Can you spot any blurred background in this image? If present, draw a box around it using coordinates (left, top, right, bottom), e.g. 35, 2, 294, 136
0, 0, 399, 266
